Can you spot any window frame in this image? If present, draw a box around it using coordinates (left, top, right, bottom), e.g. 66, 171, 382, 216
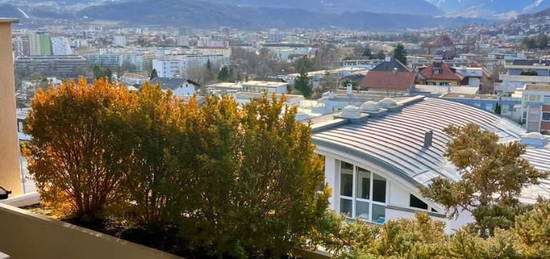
338, 160, 387, 224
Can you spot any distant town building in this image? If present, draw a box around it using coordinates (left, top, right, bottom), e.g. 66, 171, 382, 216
152, 54, 229, 78
197, 38, 229, 48
361, 57, 416, 94
417, 62, 462, 86
113, 35, 127, 47
520, 84, 550, 133
150, 77, 200, 97
84, 53, 123, 69
29, 33, 52, 56
207, 82, 243, 95
51, 37, 73, 55
15, 55, 87, 79
13, 34, 30, 57
121, 73, 149, 87
207, 81, 288, 95
241, 81, 288, 94
496, 59, 550, 95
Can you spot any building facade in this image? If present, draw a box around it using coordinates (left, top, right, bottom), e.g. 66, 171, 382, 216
521, 84, 550, 133
497, 59, 550, 95
51, 37, 73, 56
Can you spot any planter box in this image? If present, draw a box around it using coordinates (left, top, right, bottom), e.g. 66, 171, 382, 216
0, 203, 181, 259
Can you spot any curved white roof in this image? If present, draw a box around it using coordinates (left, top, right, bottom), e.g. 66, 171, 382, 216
313, 97, 538, 186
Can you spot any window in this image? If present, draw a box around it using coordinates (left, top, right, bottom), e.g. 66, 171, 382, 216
355, 201, 369, 220
338, 161, 387, 223
356, 167, 370, 200
340, 162, 353, 197
529, 95, 541, 102
372, 204, 386, 224
340, 198, 352, 218
410, 194, 428, 210
543, 113, 550, 121
545, 96, 550, 104
372, 173, 386, 203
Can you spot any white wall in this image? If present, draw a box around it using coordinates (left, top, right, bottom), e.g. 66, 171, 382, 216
172, 83, 196, 97
388, 181, 409, 208
324, 157, 338, 211
320, 151, 476, 232
386, 208, 473, 233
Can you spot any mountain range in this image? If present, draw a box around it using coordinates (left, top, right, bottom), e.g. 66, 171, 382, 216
76, 0, 484, 30
426, 0, 549, 18
205, 0, 443, 16
2, 0, 548, 31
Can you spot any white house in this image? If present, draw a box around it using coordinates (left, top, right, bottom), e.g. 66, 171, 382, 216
150, 77, 200, 97
311, 96, 550, 232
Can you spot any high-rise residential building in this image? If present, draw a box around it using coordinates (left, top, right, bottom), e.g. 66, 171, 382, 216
15, 55, 87, 78
84, 53, 123, 69
152, 54, 229, 78
51, 37, 73, 55
176, 35, 189, 47
496, 59, 550, 95
29, 33, 52, 56
113, 35, 127, 47
520, 84, 550, 133
13, 34, 30, 57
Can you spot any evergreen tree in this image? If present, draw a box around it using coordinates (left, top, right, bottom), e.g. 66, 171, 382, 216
150, 68, 158, 80
421, 123, 548, 237
535, 33, 549, 49
217, 66, 232, 82
206, 59, 212, 71
105, 68, 113, 82
362, 47, 373, 58
375, 50, 385, 60
321, 72, 337, 91
294, 70, 312, 98
295, 56, 313, 74
494, 103, 501, 115
393, 44, 407, 65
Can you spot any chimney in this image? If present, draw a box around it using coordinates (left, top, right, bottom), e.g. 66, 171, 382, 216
423, 130, 433, 148
346, 83, 353, 96
0, 18, 23, 196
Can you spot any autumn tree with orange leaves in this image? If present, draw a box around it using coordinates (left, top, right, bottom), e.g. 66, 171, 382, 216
24, 79, 133, 220
24, 79, 329, 257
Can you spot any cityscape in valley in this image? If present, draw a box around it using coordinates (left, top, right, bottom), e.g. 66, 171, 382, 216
0, 0, 549, 258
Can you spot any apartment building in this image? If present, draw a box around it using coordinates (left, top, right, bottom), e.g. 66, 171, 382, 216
15, 55, 87, 79
496, 59, 550, 95
152, 54, 229, 78
520, 84, 550, 133
51, 37, 73, 55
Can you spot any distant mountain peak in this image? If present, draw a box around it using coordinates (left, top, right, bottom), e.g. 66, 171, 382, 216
426, 0, 549, 18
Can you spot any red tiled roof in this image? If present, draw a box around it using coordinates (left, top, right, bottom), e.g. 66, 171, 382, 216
419, 62, 462, 81
360, 71, 416, 91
